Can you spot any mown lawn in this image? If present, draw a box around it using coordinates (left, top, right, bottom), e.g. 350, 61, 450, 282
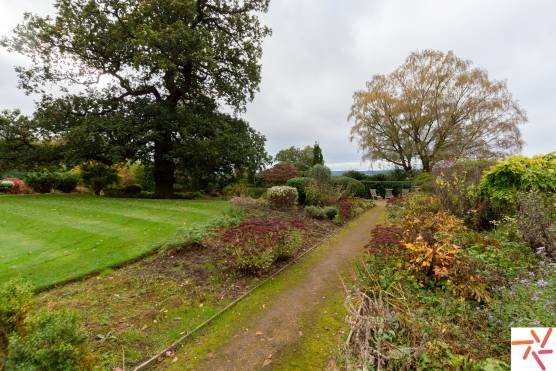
0, 194, 228, 289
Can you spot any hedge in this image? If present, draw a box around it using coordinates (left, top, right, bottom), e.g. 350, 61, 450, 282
361, 181, 414, 198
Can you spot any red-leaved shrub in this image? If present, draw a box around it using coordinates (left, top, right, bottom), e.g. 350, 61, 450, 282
223, 218, 305, 273
260, 163, 301, 185
367, 225, 405, 257
336, 200, 354, 222
1, 178, 29, 194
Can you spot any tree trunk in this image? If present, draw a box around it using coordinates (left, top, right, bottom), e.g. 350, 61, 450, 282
421, 158, 431, 173
154, 133, 175, 199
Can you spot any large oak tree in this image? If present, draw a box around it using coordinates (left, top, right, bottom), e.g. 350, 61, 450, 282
350, 50, 526, 172
3, 0, 271, 197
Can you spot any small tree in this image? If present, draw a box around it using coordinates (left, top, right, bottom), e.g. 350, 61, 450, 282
312, 143, 324, 166
275, 145, 314, 171
79, 162, 119, 195
260, 163, 300, 185
308, 164, 331, 185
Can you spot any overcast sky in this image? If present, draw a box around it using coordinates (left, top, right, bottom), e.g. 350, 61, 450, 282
1, 0, 554, 170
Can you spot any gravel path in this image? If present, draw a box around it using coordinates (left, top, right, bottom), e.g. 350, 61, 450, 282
191, 204, 385, 370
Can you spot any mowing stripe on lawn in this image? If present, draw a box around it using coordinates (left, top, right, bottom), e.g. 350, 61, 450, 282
0, 195, 227, 289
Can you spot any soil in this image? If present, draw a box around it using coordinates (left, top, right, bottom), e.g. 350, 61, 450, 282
35, 207, 337, 369
190, 203, 385, 370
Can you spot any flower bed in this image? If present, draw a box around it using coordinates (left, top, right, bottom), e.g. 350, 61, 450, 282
344, 192, 556, 369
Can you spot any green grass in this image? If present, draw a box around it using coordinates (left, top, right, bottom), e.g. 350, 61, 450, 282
0, 194, 227, 288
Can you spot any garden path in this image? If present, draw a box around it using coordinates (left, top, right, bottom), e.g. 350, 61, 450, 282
164, 202, 385, 370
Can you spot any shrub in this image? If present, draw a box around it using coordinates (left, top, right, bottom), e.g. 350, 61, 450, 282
223, 218, 305, 273
400, 210, 465, 241
130, 163, 155, 192
323, 206, 339, 220
274, 229, 303, 259
367, 225, 405, 253
0, 279, 33, 353
287, 177, 311, 204
305, 205, 327, 219
246, 187, 266, 199
305, 181, 338, 207
479, 152, 556, 210
0, 279, 33, 369
331, 176, 366, 198
0, 181, 13, 193
54, 173, 79, 193
79, 161, 120, 195
122, 183, 143, 195
25, 172, 57, 194
6, 310, 95, 371
403, 236, 460, 280
222, 182, 249, 197
336, 200, 354, 223
434, 160, 495, 229
308, 164, 331, 184
361, 180, 413, 198
515, 190, 555, 256
260, 163, 301, 185
387, 193, 442, 221
0, 178, 28, 195
266, 186, 298, 209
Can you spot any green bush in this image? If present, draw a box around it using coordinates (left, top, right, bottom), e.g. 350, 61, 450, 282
6, 310, 95, 371
287, 177, 311, 204
0, 181, 13, 193
308, 164, 332, 184
222, 182, 249, 197
267, 186, 298, 209
122, 184, 143, 195
361, 181, 413, 198
305, 181, 338, 206
331, 176, 366, 198
129, 163, 154, 192
54, 173, 79, 193
79, 162, 120, 196
274, 230, 303, 259
305, 205, 327, 219
323, 206, 339, 220
0, 279, 33, 353
25, 172, 57, 194
480, 153, 556, 211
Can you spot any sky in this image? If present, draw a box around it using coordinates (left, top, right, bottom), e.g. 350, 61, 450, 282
1, 0, 555, 170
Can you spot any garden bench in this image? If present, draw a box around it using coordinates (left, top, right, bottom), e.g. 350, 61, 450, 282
402, 188, 410, 196
384, 188, 394, 199
369, 188, 381, 200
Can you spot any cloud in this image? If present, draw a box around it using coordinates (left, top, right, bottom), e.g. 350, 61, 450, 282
1, 0, 554, 170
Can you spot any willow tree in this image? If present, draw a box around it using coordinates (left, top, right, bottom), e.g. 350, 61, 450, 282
3, 0, 271, 197
350, 50, 527, 172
